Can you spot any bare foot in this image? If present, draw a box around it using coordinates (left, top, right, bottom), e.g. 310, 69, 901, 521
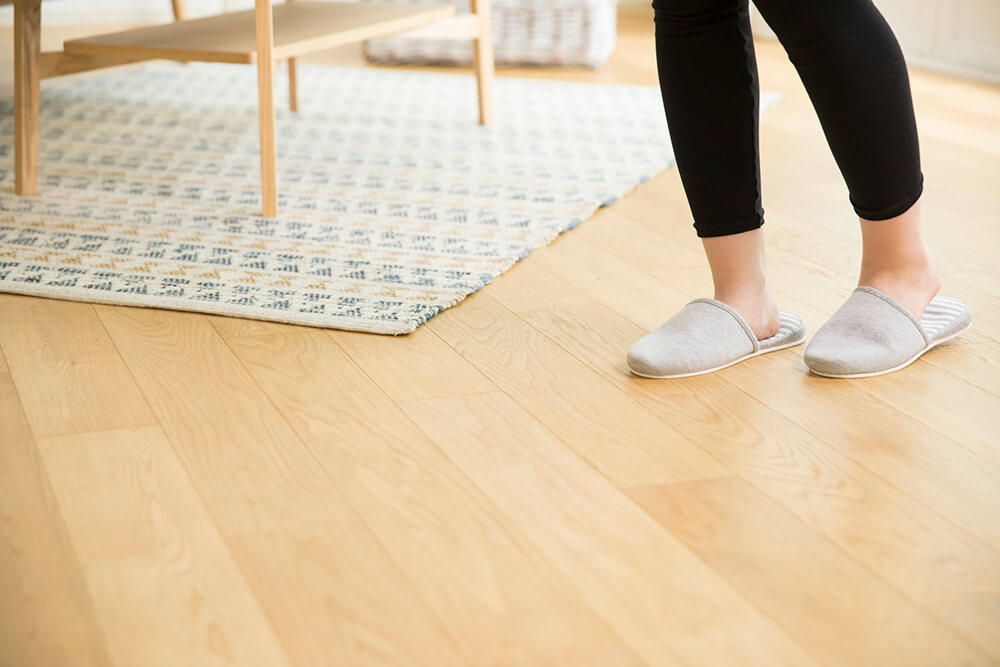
858, 199, 941, 321
714, 288, 782, 341
700, 228, 781, 341
859, 250, 941, 321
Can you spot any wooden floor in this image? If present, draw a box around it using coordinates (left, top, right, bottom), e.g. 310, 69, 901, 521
2, 10, 1000, 667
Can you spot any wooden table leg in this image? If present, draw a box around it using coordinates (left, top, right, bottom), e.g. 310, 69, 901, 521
470, 0, 494, 126
14, 0, 42, 196
255, 0, 278, 217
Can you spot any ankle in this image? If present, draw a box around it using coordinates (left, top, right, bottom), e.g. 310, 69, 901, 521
700, 228, 779, 340
856, 201, 942, 314
860, 242, 937, 280
713, 287, 781, 341
858, 250, 941, 319
859, 247, 940, 291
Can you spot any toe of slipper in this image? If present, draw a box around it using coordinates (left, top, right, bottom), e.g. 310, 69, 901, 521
627, 336, 680, 377
803, 327, 921, 376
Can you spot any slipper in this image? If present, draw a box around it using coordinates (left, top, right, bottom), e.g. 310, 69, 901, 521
627, 298, 807, 379
803, 286, 973, 379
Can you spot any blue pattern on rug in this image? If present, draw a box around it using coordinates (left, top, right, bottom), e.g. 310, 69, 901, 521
0, 62, 777, 334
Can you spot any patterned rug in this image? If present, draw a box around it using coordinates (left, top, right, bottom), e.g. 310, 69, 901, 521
0, 63, 776, 334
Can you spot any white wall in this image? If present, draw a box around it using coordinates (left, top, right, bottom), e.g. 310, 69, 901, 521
625, 0, 1000, 84
751, 0, 1000, 84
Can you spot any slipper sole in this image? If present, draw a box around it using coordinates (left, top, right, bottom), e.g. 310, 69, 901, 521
629, 336, 806, 380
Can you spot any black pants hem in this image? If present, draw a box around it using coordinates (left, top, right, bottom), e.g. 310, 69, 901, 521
851, 175, 924, 221
695, 215, 765, 238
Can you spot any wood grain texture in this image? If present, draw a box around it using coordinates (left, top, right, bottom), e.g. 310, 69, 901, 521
427, 293, 730, 487
13, 0, 40, 195
482, 255, 595, 313
0, 296, 158, 439
227, 523, 468, 667
94, 306, 346, 535
37, 426, 292, 667
856, 354, 1000, 465
400, 392, 817, 666
329, 325, 496, 402
287, 56, 298, 111
92, 308, 479, 663
255, 0, 278, 217
924, 341, 1000, 399
628, 476, 986, 665
39, 50, 145, 79
62, 2, 456, 64
721, 352, 1000, 551
394, 14, 481, 40
470, 0, 494, 125
530, 232, 693, 332
224, 330, 638, 665
170, 0, 187, 22
286, 0, 297, 113
0, 348, 113, 667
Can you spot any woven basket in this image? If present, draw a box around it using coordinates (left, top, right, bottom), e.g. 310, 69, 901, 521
364, 0, 618, 68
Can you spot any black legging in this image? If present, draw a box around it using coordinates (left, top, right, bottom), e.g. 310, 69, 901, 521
653, 0, 923, 238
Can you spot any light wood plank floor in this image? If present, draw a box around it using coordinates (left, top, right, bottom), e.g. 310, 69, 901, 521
2, 9, 999, 666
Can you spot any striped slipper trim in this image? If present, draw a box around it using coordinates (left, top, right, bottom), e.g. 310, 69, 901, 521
920, 296, 972, 341
760, 312, 807, 350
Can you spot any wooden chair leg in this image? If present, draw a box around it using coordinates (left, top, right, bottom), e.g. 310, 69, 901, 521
170, 0, 188, 21
470, 0, 494, 126
14, 0, 41, 196
288, 58, 299, 112
171, 0, 191, 66
255, 0, 278, 217
287, 0, 298, 112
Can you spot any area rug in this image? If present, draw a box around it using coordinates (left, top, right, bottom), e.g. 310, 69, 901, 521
0, 63, 777, 334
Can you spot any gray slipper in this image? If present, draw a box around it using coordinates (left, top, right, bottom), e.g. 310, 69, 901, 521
627, 298, 807, 379
804, 286, 973, 378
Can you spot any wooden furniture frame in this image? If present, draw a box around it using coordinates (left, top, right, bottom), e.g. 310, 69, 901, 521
9, 0, 495, 217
